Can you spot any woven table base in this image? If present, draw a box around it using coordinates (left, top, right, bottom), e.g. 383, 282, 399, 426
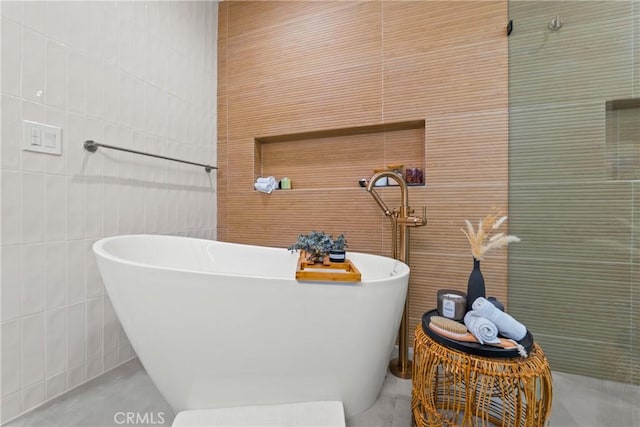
412, 325, 552, 427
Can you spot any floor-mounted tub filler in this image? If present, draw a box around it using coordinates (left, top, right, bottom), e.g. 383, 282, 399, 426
93, 234, 410, 425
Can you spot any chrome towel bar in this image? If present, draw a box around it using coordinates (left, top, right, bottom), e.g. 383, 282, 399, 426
83, 140, 217, 173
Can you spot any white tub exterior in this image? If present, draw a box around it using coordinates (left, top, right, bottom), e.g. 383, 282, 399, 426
93, 234, 410, 417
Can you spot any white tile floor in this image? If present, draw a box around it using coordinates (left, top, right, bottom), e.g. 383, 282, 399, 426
4, 358, 639, 427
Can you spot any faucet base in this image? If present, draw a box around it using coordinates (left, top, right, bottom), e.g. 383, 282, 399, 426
389, 357, 413, 379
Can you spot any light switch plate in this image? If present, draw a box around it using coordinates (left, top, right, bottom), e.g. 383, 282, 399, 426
23, 120, 62, 155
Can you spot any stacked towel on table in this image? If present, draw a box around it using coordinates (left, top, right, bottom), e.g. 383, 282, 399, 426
464, 297, 527, 342
463, 311, 501, 345
254, 176, 278, 193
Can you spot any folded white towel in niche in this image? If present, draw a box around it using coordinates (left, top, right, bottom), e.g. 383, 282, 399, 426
463, 311, 501, 345
472, 297, 527, 341
254, 176, 278, 194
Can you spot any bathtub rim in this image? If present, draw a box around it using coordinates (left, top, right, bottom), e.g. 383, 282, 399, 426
93, 234, 410, 283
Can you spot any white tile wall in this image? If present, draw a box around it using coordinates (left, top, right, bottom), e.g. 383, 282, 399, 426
44, 175, 66, 241
1, 320, 21, 396
0, 1, 218, 423
43, 108, 66, 175
22, 2, 45, 34
2, 18, 21, 98
67, 302, 85, 369
21, 174, 45, 244
1, 171, 21, 245
45, 307, 66, 377
44, 372, 66, 400
1, 95, 21, 170
22, 313, 45, 388
22, 28, 45, 103
21, 383, 44, 414
1, 246, 21, 321
21, 244, 44, 316
44, 243, 66, 310
45, 40, 66, 109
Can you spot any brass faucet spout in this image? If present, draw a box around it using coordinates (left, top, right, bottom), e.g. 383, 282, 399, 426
366, 171, 409, 218
366, 186, 393, 216
366, 171, 409, 207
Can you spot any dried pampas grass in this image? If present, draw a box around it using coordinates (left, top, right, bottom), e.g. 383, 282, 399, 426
461, 210, 520, 260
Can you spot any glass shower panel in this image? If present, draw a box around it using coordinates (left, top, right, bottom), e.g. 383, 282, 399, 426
508, 1, 639, 385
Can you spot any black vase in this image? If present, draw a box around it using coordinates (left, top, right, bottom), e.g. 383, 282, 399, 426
466, 258, 485, 312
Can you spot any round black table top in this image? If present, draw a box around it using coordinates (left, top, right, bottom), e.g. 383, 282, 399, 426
421, 309, 534, 358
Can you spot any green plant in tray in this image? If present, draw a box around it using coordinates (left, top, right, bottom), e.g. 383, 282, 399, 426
289, 231, 348, 263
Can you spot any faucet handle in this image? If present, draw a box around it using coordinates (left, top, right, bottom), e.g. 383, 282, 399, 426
418, 206, 427, 226
400, 206, 427, 227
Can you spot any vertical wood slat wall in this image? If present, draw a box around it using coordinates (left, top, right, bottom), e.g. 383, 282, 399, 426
217, 1, 509, 342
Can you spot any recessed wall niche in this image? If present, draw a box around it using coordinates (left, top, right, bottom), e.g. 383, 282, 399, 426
605, 98, 639, 180
254, 120, 425, 190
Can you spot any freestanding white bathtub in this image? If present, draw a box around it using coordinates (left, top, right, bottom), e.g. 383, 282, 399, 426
93, 234, 410, 417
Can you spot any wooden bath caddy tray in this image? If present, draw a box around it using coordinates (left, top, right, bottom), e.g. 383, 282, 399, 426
295, 252, 362, 283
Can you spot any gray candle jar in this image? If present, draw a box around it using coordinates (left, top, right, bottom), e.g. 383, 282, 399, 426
437, 289, 467, 320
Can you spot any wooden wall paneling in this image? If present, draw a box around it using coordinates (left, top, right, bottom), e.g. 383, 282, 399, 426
226, 63, 384, 141
217, 5, 228, 93
216, 138, 228, 241
383, 40, 508, 122
408, 185, 509, 254
227, 1, 381, 92
217, 95, 228, 144
425, 110, 508, 185
227, 1, 358, 40
218, 0, 509, 352
227, 189, 386, 253
225, 1, 383, 140
382, 1, 507, 60
227, 138, 256, 189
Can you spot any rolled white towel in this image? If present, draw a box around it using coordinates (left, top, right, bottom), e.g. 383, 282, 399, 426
256, 177, 275, 185
472, 297, 527, 341
254, 176, 278, 194
254, 182, 272, 193
463, 311, 501, 345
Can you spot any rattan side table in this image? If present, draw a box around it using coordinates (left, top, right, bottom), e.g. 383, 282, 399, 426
412, 324, 553, 427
